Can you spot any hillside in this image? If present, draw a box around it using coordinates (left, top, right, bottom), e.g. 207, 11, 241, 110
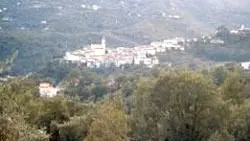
0, 0, 250, 74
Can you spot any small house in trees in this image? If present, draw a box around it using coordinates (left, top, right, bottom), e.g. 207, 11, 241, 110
241, 61, 250, 70
39, 82, 58, 97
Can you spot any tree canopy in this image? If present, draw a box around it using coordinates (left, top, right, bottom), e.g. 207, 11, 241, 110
0, 64, 250, 141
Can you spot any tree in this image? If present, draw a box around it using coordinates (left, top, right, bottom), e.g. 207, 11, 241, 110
57, 101, 96, 141
49, 121, 60, 141
84, 95, 130, 141
114, 74, 139, 97
211, 66, 229, 86
216, 70, 250, 140
0, 114, 48, 141
157, 70, 222, 141
0, 51, 18, 74
37, 96, 70, 133
0, 77, 48, 141
131, 78, 160, 141
220, 70, 246, 104
63, 69, 108, 100
132, 70, 222, 141
216, 25, 230, 41
59, 115, 93, 141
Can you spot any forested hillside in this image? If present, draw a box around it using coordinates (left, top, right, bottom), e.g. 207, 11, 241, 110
1, 0, 250, 74
1, 1, 250, 140
1, 64, 250, 141
188, 26, 250, 62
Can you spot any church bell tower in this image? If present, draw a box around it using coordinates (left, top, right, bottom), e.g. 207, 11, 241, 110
101, 36, 106, 49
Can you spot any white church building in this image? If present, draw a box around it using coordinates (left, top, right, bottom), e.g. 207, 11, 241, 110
90, 37, 106, 56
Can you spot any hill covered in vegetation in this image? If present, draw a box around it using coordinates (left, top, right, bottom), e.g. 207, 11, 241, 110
1, 65, 250, 141
188, 26, 250, 62
1, 0, 250, 74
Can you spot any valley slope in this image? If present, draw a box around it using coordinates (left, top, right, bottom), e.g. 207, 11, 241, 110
0, 0, 250, 74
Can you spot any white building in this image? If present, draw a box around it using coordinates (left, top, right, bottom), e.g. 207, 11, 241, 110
230, 30, 239, 34
123, 56, 134, 64
90, 37, 106, 56
116, 59, 126, 67
145, 47, 156, 55
63, 36, 181, 68
134, 57, 142, 65
168, 15, 181, 19
116, 47, 126, 54
92, 4, 101, 11
93, 61, 101, 68
39, 83, 58, 97
193, 38, 198, 42
240, 25, 245, 31
155, 46, 166, 53
164, 39, 176, 45
180, 47, 185, 51
115, 56, 133, 67
143, 58, 152, 65
87, 61, 93, 68
150, 41, 163, 47
210, 39, 224, 44
2, 17, 11, 21
41, 20, 47, 24
241, 61, 250, 70
164, 37, 184, 45
165, 44, 182, 50
64, 52, 81, 62
81, 4, 86, 8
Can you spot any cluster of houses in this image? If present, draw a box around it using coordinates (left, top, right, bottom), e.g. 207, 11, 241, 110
238, 25, 250, 71
230, 25, 250, 35
64, 37, 186, 68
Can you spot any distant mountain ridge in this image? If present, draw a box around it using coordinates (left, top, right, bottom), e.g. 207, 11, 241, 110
1, 0, 250, 39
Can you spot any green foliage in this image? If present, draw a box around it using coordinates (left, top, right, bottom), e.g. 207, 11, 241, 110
216, 70, 250, 140
59, 116, 90, 141
210, 66, 229, 85
0, 76, 92, 141
215, 25, 230, 41
155, 70, 219, 141
132, 69, 250, 141
0, 51, 18, 74
113, 74, 139, 97
58, 103, 95, 141
85, 95, 130, 141
35, 61, 73, 84
189, 26, 250, 62
37, 96, 70, 133
63, 69, 108, 101
0, 78, 48, 141
1, 62, 250, 141
132, 78, 160, 141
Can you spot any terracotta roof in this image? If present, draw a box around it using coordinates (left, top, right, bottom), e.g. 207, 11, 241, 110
39, 83, 53, 88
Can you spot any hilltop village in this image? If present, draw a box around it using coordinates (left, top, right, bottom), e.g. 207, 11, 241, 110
64, 37, 186, 68
63, 24, 250, 69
